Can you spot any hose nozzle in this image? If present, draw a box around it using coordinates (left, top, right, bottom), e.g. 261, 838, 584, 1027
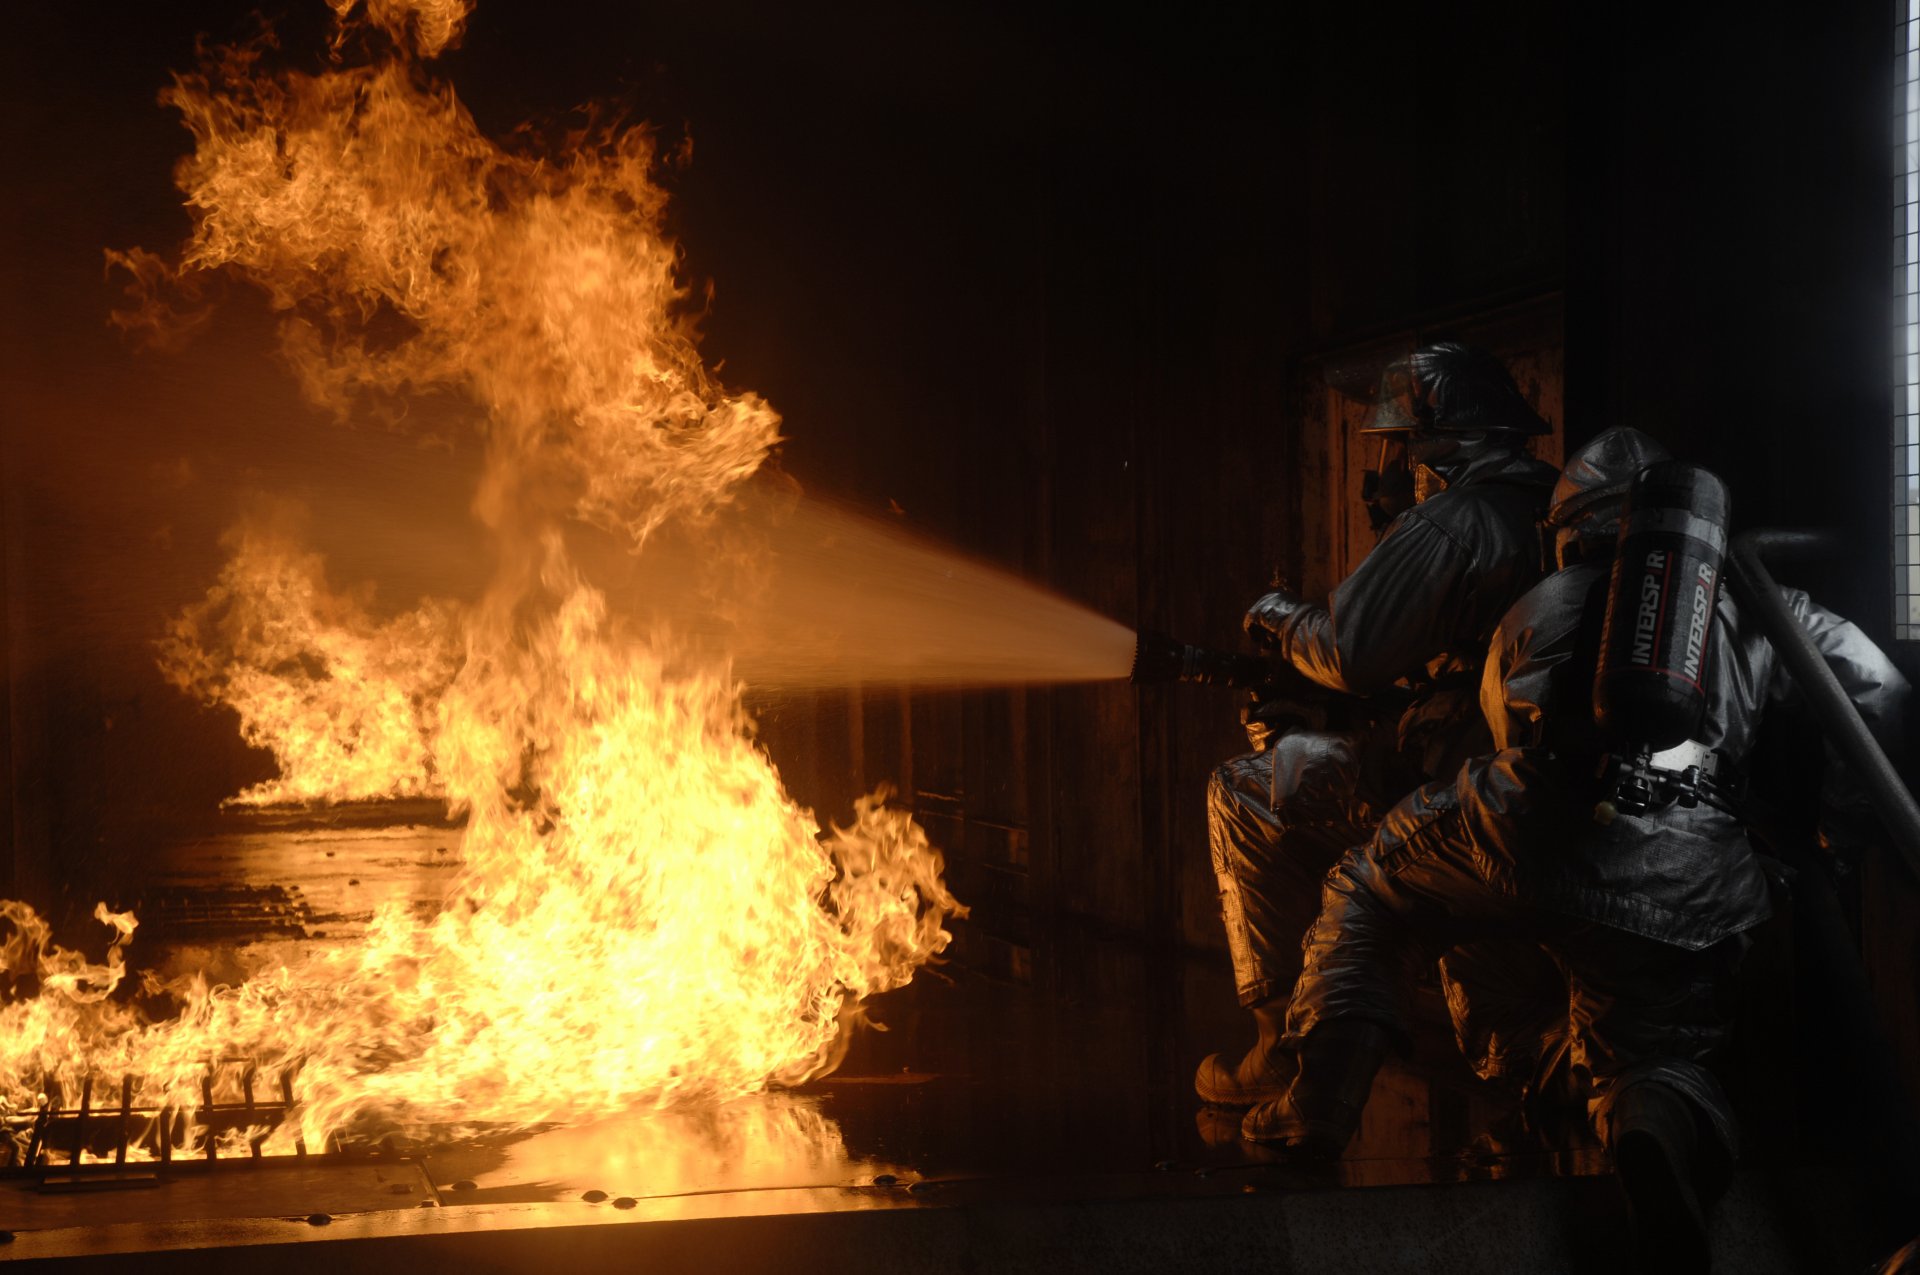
1130, 630, 1274, 688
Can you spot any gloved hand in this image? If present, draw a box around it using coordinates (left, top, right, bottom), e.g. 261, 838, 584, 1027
1239, 684, 1300, 753
1243, 588, 1307, 650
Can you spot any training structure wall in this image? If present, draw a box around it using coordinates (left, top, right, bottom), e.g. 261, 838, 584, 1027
860, 4, 1570, 976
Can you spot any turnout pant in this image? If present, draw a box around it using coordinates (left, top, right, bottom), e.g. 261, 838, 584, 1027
1207, 730, 1382, 1008
1286, 781, 1747, 1165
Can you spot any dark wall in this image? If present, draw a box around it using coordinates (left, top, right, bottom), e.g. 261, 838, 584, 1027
1570, 1, 1894, 623
919, 1, 1568, 968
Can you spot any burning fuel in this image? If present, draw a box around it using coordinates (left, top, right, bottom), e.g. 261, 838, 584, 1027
0, 0, 969, 1159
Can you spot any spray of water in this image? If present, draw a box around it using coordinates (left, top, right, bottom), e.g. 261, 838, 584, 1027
596, 481, 1139, 690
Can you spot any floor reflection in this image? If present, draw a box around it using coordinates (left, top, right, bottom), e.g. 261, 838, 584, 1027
94, 814, 1613, 1223
434, 1094, 903, 1205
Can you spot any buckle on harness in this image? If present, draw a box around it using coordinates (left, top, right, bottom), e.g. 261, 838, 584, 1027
1593, 741, 1739, 824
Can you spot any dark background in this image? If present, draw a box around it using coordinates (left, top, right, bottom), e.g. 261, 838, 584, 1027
1, 1, 1913, 1080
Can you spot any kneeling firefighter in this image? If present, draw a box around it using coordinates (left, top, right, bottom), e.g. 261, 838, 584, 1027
1199, 342, 1556, 1105
1248, 428, 1908, 1269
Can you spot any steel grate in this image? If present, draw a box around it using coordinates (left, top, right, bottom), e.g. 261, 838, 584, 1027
2, 1062, 308, 1176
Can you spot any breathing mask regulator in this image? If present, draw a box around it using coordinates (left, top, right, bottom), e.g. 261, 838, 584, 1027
1590, 461, 1738, 824
1359, 438, 1416, 531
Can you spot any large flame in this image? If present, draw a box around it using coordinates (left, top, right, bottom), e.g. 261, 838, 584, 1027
1, 0, 961, 1159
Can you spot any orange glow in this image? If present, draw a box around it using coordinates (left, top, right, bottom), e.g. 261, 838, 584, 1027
158, 508, 463, 806
1, 0, 960, 1160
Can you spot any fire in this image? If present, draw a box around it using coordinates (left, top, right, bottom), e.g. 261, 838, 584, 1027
158, 507, 462, 806
0, 0, 961, 1160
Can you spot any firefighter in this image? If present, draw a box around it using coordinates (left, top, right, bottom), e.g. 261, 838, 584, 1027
1245, 427, 1908, 1270
1199, 342, 1558, 1106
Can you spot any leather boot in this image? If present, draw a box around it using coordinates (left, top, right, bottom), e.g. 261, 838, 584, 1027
1241, 1019, 1390, 1157
1194, 1003, 1295, 1106
1607, 1083, 1711, 1275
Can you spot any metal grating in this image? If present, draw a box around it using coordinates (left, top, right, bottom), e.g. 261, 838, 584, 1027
1898, 0, 1920, 637
2, 1062, 304, 1173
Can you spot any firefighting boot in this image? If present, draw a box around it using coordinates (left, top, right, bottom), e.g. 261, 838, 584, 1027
1607, 1083, 1711, 1274
1239, 1019, 1390, 1157
1194, 1003, 1295, 1106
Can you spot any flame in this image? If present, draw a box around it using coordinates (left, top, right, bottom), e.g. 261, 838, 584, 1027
157, 508, 462, 805
0, 0, 962, 1160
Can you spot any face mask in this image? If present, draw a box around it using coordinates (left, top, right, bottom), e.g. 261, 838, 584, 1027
1406, 431, 1499, 502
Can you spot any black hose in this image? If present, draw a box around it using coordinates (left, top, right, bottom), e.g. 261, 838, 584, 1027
1726, 529, 1920, 885
1731, 529, 1920, 1251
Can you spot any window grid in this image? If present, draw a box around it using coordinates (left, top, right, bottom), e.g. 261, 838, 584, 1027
1898, 0, 1920, 638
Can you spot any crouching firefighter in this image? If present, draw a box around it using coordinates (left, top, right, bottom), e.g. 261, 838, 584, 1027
1246, 428, 1909, 1269
1199, 342, 1557, 1106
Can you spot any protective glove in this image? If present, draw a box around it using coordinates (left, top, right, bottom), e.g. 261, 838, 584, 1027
1239, 684, 1299, 753
1243, 588, 1307, 651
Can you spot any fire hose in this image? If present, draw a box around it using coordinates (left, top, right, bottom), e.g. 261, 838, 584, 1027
1725, 528, 1920, 886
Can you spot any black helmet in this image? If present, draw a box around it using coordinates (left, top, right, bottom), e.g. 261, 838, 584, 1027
1360, 342, 1552, 438
1544, 426, 1672, 567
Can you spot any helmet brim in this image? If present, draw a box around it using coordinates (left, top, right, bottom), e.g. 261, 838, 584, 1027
1361, 415, 1553, 437
1357, 418, 1415, 436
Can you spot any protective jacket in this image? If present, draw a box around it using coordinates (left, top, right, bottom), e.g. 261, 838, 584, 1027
1264, 448, 1558, 778
1280, 560, 1909, 1168
1211, 446, 1557, 1012
1455, 566, 1907, 948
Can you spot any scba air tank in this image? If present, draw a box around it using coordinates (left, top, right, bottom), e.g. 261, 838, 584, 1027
1593, 461, 1732, 751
